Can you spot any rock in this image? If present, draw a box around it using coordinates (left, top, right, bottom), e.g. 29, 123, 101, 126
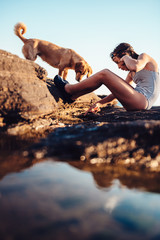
0, 50, 57, 120
0, 49, 101, 125
27, 106, 160, 172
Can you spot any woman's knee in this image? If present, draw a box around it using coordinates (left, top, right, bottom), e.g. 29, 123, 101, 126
99, 69, 110, 80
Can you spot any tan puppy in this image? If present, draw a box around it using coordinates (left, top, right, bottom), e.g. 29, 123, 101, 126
14, 22, 92, 81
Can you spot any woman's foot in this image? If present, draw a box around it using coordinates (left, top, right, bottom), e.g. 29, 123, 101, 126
54, 75, 74, 103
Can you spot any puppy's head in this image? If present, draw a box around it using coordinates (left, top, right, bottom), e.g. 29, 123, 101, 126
75, 61, 93, 81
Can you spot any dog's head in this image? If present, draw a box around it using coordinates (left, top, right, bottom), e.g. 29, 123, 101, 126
75, 61, 93, 81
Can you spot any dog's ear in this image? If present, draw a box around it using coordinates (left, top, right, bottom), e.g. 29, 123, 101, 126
87, 65, 93, 78
75, 61, 85, 73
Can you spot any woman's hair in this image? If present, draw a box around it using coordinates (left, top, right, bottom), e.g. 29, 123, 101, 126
110, 43, 139, 60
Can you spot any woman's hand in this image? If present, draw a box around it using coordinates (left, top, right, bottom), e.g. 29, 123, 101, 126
120, 54, 132, 62
84, 102, 101, 116
120, 55, 137, 71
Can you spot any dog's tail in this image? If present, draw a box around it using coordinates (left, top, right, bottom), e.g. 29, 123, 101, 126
14, 22, 27, 43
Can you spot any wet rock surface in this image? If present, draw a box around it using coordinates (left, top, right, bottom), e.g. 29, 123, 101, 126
27, 107, 160, 172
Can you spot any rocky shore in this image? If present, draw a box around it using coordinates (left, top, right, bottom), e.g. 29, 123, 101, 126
1, 49, 160, 178
26, 106, 160, 172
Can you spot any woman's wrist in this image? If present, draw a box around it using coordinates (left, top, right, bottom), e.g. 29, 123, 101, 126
121, 55, 130, 62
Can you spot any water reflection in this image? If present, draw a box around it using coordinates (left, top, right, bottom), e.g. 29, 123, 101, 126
0, 160, 160, 240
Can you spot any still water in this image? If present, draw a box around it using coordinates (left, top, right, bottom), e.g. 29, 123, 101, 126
0, 159, 160, 240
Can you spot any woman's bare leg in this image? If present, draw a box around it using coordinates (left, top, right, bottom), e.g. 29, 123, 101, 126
65, 69, 148, 110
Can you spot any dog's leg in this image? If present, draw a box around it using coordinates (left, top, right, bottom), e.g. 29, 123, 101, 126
62, 69, 68, 80
58, 69, 63, 78
58, 65, 68, 79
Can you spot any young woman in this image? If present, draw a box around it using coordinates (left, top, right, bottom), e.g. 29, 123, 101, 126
54, 43, 160, 114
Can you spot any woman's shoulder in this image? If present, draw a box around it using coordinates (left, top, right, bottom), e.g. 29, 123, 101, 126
138, 53, 156, 62
138, 53, 150, 59
138, 53, 158, 72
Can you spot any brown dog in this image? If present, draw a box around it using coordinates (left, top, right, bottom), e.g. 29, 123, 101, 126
14, 22, 92, 81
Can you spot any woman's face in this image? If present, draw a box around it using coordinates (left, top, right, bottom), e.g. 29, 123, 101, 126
113, 56, 128, 71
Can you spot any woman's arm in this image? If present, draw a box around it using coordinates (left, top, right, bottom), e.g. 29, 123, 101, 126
84, 94, 116, 115
125, 71, 134, 84
97, 94, 116, 104
121, 53, 149, 72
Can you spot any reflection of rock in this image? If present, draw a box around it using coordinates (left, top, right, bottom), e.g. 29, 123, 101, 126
1, 147, 160, 193
68, 161, 160, 193
0, 133, 45, 180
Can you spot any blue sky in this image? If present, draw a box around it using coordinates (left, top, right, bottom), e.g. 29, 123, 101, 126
1, 0, 160, 105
